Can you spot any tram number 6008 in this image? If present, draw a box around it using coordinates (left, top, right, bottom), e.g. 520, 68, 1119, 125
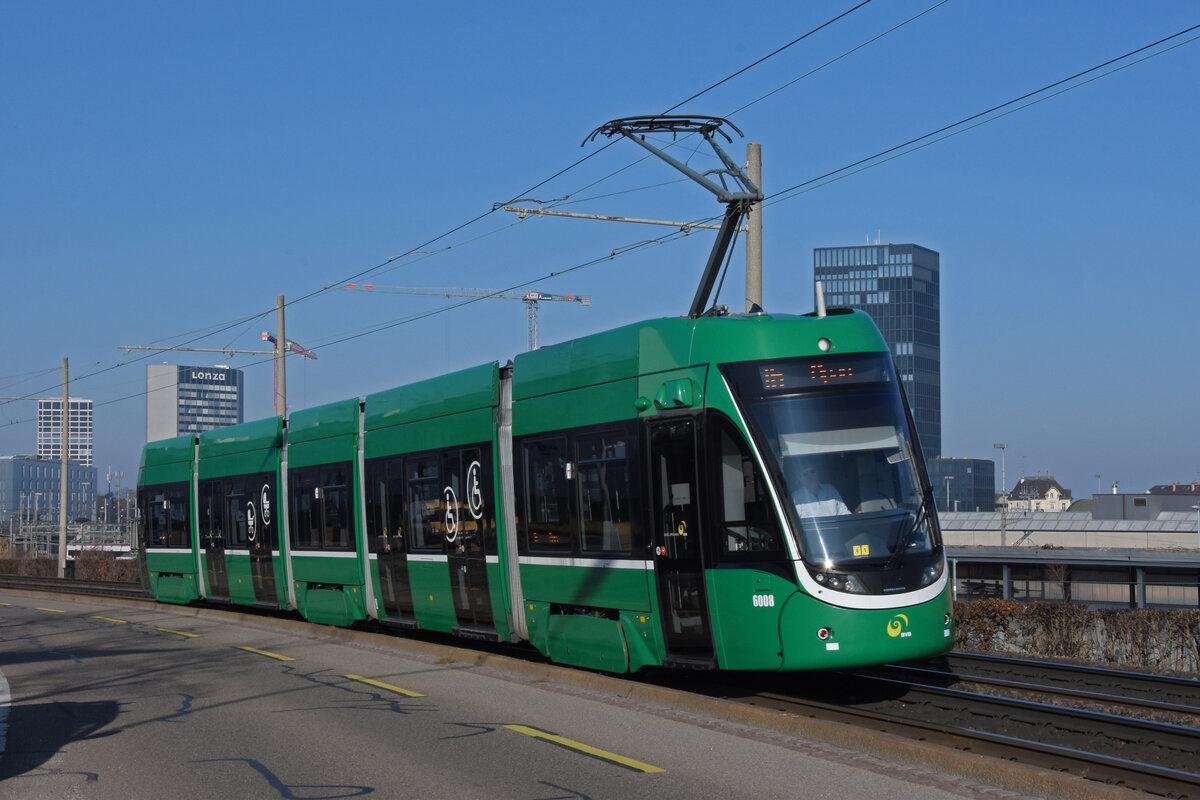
752, 594, 775, 608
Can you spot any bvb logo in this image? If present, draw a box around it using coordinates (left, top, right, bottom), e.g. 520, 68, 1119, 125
886, 613, 910, 638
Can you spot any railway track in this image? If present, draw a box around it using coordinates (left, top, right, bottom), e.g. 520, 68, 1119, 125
879, 652, 1200, 723
0, 574, 148, 600
686, 655, 1200, 798
6, 576, 1199, 796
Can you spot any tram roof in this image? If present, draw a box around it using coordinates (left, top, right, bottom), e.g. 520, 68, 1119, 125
512, 311, 887, 401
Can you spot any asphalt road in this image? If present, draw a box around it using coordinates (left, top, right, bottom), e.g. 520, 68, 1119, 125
0, 592, 1079, 799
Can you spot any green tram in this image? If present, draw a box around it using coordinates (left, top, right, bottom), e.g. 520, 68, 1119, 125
138, 310, 953, 672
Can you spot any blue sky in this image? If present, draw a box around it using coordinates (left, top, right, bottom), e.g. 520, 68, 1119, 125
2, 1, 1197, 500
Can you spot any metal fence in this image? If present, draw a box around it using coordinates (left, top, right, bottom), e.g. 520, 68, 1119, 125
0, 521, 136, 560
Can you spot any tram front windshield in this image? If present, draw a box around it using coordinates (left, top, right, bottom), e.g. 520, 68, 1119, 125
723, 352, 943, 594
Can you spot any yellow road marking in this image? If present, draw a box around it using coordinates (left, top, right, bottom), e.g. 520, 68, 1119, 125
504, 724, 665, 773
157, 627, 200, 638
93, 616, 128, 624
345, 674, 425, 697
36, 607, 65, 613
238, 646, 294, 661
0, 602, 12, 606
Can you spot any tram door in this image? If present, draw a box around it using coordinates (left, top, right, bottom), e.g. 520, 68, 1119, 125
370, 460, 416, 626
231, 477, 276, 607
199, 480, 229, 602
445, 447, 496, 638
648, 418, 715, 665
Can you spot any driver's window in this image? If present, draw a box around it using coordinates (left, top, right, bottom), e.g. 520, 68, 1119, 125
712, 417, 781, 557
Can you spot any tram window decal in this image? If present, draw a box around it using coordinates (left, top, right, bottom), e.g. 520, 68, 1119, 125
442, 485, 459, 542
466, 460, 484, 520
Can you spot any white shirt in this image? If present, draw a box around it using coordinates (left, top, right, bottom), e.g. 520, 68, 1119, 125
793, 483, 851, 518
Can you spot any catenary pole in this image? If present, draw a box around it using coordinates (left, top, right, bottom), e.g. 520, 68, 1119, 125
58, 357, 68, 578
745, 142, 762, 313
275, 295, 286, 417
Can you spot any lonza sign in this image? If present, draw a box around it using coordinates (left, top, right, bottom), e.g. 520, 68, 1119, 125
190, 371, 229, 382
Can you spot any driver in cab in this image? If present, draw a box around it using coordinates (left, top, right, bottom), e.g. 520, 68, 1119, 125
791, 459, 851, 518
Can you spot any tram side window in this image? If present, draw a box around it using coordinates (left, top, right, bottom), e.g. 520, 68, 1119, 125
143, 486, 180, 548
198, 480, 225, 544
712, 416, 782, 557
577, 431, 633, 554
407, 455, 443, 552
225, 479, 250, 548
365, 458, 406, 554
290, 470, 320, 549
321, 467, 351, 549
206, 472, 274, 549
163, 485, 190, 548
524, 438, 572, 552
288, 464, 352, 551
386, 462, 406, 552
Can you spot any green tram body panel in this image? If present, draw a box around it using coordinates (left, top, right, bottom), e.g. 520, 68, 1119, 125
197, 418, 287, 609
365, 362, 499, 429
287, 398, 367, 626
139, 434, 195, 483
138, 435, 198, 603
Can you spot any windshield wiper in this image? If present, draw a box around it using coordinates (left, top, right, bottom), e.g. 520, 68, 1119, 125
885, 487, 931, 570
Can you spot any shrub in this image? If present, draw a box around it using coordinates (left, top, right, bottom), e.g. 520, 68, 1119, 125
73, 557, 139, 582
954, 599, 1200, 673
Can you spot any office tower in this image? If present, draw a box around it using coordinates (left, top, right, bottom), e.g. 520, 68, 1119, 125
927, 457, 996, 512
0, 455, 97, 523
146, 364, 245, 442
36, 397, 94, 467
813, 243, 941, 457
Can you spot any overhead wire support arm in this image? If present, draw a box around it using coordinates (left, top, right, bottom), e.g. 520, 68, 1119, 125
584, 116, 763, 319
502, 206, 733, 233
117, 345, 275, 357
583, 116, 762, 204
342, 284, 589, 352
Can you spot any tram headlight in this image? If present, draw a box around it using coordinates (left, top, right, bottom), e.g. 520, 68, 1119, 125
817, 571, 866, 593
919, 561, 943, 587
842, 575, 866, 593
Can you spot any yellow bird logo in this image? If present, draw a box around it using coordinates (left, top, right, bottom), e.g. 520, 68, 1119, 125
886, 614, 909, 638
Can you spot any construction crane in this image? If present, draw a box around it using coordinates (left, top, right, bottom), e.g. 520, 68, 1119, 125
344, 284, 590, 351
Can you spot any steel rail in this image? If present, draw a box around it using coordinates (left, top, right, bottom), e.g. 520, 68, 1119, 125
0, 574, 148, 600
934, 651, 1200, 712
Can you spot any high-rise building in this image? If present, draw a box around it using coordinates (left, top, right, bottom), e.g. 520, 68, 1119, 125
36, 397, 93, 467
146, 364, 245, 442
927, 457, 995, 512
0, 455, 97, 523
813, 243, 941, 457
